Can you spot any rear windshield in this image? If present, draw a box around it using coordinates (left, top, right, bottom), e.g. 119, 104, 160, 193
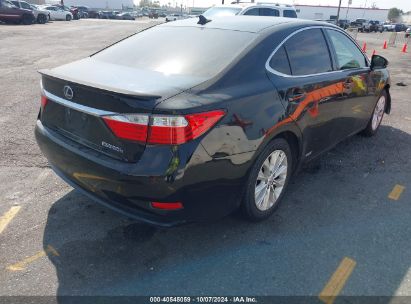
93, 26, 255, 78
203, 7, 242, 18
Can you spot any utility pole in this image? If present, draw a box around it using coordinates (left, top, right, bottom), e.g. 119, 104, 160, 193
336, 0, 342, 23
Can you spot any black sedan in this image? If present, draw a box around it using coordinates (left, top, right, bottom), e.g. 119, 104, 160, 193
35, 17, 391, 226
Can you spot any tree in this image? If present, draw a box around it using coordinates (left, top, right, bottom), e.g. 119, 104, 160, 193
139, 0, 152, 7
388, 7, 403, 22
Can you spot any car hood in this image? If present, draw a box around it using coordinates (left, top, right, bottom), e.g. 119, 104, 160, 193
35, 8, 49, 13
40, 57, 207, 100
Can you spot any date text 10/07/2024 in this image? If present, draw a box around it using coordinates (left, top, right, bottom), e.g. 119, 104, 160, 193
149, 297, 258, 303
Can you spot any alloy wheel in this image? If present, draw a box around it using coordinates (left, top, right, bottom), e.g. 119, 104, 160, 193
255, 150, 288, 211
372, 95, 386, 131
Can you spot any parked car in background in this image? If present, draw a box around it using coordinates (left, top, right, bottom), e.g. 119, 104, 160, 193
73, 6, 88, 18
10, 0, 49, 24
100, 10, 116, 19
148, 10, 158, 19
165, 13, 187, 22
36, 17, 391, 226
203, 3, 297, 18
383, 22, 395, 31
350, 18, 367, 31
52, 4, 79, 19
40, 5, 72, 21
0, 0, 34, 24
363, 20, 382, 32
337, 19, 350, 29
87, 9, 100, 18
115, 12, 134, 20
395, 23, 407, 32
406, 27, 411, 38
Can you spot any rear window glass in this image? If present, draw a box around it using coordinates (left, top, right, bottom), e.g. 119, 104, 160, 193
93, 26, 255, 78
285, 29, 332, 75
203, 7, 242, 18
283, 10, 297, 18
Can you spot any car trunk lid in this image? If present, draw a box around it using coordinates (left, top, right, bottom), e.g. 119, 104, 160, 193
39, 60, 207, 162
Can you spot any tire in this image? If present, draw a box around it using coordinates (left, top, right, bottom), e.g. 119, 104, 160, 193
242, 138, 293, 221
21, 14, 33, 25
37, 14, 47, 24
361, 90, 387, 137
66, 14, 72, 21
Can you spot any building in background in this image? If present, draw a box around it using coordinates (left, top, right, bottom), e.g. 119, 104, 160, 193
295, 5, 389, 22
44, 0, 134, 10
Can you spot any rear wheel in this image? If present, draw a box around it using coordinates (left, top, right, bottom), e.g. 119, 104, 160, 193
242, 138, 293, 221
66, 14, 72, 21
361, 91, 387, 137
37, 14, 47, 24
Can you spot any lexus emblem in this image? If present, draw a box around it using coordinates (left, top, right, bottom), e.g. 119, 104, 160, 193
63, 85, 74, 100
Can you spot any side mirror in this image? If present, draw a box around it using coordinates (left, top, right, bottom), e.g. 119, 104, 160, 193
371, 55, 389, 70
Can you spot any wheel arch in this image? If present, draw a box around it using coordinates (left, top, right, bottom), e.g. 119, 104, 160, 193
384, 84, 391, 114
255, 123, 303, 174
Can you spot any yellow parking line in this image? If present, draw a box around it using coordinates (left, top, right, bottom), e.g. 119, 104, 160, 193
388, 184, 405, 201
0, 206, 21, 234
6, 245, 59, 272
319, 257, 357, 304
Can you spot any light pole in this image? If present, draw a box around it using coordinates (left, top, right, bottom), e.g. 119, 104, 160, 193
336, 0, 342, 23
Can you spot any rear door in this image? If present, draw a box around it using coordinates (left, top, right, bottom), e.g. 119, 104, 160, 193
0, 0, 20, 22
266, 28, 346, 158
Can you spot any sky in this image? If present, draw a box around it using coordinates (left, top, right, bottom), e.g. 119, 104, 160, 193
153, 0, 411, 11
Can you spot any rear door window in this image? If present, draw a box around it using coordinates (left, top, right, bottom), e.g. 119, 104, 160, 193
243, 8, 259, 16
284, 29, 332, 75
260, 8, 279, 17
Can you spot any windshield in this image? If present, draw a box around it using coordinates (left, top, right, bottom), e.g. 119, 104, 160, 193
203, 7, 242, 18
93, 26, 255, 78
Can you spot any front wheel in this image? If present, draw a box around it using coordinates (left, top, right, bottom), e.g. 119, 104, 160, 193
242, 138, 293, 221
361, 91, 387, 137
37, 14, 47, 24
66, 14, 72, 21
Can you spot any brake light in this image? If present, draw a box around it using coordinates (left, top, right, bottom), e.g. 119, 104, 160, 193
151, 201, 183, 210
41, 95, 48, 110
102, 114, 149, 142
103, 110, 225, 145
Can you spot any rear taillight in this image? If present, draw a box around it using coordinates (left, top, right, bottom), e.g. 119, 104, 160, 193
103, 110, 225, 145
41, 95, 48, 110
102, 114, 149, 142
151, 201, 183, 210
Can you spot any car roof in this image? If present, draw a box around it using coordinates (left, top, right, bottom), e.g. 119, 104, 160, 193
211, 3, 295, 9
159, 16, 331, 34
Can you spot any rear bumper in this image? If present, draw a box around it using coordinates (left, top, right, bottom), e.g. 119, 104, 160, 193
35, 120, 247, 226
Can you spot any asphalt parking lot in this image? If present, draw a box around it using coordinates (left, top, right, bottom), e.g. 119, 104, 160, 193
0, 20, 410, 301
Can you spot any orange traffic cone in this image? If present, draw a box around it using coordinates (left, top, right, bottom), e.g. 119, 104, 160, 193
362, 42, 367, 52
402, 43, 408, 53
383, 41, 388, 49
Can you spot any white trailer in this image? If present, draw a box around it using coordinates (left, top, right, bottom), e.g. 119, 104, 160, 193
295, 5, 389, 23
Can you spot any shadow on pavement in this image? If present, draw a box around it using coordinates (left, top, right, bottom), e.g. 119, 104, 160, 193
43, 125, 411, 298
